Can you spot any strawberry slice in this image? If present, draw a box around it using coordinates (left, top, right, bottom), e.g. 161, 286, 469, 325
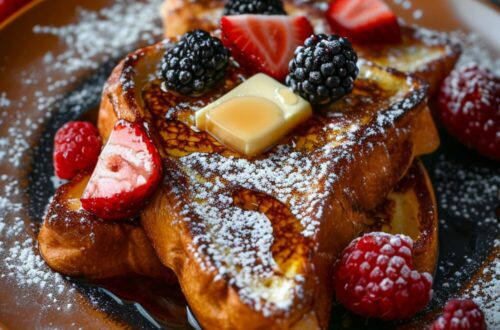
326, 0, 402, 44
81, 120, 163, 220
221, 15, 314, 82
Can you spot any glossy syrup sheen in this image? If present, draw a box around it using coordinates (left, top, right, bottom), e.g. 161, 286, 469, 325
19, 36, 496, 330
205, 96, 284, 155
6, 0, 495, 328
195, 73, 312, 156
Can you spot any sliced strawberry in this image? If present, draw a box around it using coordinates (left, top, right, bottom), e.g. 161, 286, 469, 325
221, 14, 314, 82
81, 120, 163, 220
326, 0, 401, 44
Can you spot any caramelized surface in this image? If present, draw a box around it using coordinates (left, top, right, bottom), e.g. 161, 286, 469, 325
94, 39, 439, 329
142, 67, 242, 158
232, 189, 310, 277
38, 174, 173, 281
38, 1, 459, 324
365, 160, 438, 273
143, 62, 421, 158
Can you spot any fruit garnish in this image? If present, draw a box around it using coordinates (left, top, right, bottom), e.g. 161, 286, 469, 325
326, 0, 402, 44
286, 34, 358, 105
161, 30, 230, 96
333, 232, 433, 320
81, 120, 162, 220
53, 121, 102, 180
220, 14, 313, 82
438, 63, 500, 160
223, 0, 286, 16
430, 299, 486, 330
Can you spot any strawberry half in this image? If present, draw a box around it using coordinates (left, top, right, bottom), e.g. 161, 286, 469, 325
326, 0, 402, 44
81, 120, 163, 220
221, 14, 314, 82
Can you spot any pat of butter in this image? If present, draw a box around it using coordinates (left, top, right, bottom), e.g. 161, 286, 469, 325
195, 74, 312, 156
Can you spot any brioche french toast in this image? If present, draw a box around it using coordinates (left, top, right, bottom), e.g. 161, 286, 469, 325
35, 0, 451, 328
38, 150, 437, 286
38, 158, 438, 318
161, 0, 460, 95
38, 174, 173, 281
85, 38, 439, 329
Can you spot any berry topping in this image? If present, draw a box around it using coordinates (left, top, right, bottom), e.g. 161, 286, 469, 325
224, 0, 286, 16
438, 63, 500, 160
161, 30, 230, 95
221, 15, 313, 82
286, 34, 358, 105
326, 0, 402, 44
81, 120, 162, 220
430, 299, 486, 330
333, 232, 433, 320
53, 121, 102, 180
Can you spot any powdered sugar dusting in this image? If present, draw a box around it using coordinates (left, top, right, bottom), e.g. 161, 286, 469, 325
0, 92, 11, 108
0, 0, 163, 322
414, 27, 500, 75
0, 0, 498, 326
461, 241, 500, 327
392, 0, 424, 21
172, 63, 427, 314
33, 0, 162, 74
179, 145, 335, 314
432, 154, 499, 328
449, 31, 500, 75
434, 155, 499, 230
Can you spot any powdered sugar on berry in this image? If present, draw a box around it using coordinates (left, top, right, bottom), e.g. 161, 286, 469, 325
432, 154, 499, 328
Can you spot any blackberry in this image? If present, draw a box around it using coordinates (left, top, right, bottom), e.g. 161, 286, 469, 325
224, 0, 286, 15
161, 30, 230, 95
286, 34, 359, 105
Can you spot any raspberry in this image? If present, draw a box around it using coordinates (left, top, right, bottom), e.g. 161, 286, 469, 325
438, 63, 500, 160
430, 299, 486, 330
53, 121, 102, 179
332, 232, 433, 320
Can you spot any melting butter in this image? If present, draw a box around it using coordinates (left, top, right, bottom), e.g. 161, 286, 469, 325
196, 74, 312, 156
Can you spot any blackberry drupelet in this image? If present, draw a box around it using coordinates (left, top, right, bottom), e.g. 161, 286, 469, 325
161, 30, 230, 95
286, 34, 359, 105
224, 0, 286, 15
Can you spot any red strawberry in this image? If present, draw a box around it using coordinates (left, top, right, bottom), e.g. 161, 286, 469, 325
221, 14, 314, 82
81, 120, 163, 220
326, 0, 402, 44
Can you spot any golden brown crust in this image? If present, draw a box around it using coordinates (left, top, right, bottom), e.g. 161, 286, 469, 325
36, 2, 448, 326
357, 26, 462, 97
95, 39, 440, 329
365, 160, 439, 274
38, 174, 174, 281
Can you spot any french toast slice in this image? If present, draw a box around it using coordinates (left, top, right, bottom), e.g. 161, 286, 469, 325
37, 159, 437, 322
38, 174, 173, 281
365, 160, 438, 275
161, 0, 461, 95
95, 40, 439, 329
